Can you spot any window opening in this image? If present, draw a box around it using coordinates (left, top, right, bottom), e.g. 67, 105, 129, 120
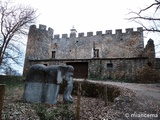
52, 51, 56, 58
107, 63, 113, 68
93, 49, 99, 58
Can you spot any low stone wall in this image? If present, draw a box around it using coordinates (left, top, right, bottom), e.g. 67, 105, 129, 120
60, 79, 121, 102
0, 84, 5, 119
89, 58, 148, 81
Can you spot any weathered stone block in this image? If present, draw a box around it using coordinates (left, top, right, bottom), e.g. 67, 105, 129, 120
62, 34, 68, 38
78, 33, 84, 37
126, 28, 133, 33
105, 30, 112, 34
23, 64, 74, 104
39, 24, 46, 30
87, 32, 93, 37
24, 82, 42, 103
96, 31, 102, 35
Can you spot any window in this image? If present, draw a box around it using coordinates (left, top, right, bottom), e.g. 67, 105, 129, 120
147, 61, 152, 66
43, 64, 47, 66
107, 63, 113, 68
93, 49, 99, 58
51, 51, 56, 58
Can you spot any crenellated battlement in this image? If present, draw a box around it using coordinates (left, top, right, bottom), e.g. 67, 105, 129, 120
53, 27, 143, 39
29, 24, 143, 39
29, 24, 54, 37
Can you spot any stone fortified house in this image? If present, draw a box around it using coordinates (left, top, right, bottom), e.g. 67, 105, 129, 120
23, 24, 159, 81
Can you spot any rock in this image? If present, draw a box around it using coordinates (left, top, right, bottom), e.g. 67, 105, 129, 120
114, 96, 131, 103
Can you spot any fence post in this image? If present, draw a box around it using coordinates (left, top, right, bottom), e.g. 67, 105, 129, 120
76, 83, 81, 120
0, 84, 5, 120
104, 85, 108, 106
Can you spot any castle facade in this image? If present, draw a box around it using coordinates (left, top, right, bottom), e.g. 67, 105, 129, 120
23, 24, 158, 81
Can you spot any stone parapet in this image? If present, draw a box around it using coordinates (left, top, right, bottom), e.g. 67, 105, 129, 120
53, 27, 143, 39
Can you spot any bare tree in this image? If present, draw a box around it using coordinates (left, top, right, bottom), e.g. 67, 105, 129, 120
0, 0, 37, 68
128, 0, 160, 33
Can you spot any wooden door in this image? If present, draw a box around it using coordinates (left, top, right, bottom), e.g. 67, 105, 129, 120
66, 62, 88, 79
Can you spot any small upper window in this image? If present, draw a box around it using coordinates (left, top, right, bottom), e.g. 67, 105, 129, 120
107, 63, 113, 68
147, 61, 152, 66
93, 49, 99, 58
51, 51, 56, 58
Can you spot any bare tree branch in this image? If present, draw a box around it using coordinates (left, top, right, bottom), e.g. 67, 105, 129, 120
0, 0, 37, 69
139, 1, 160, 14
128, 1, 160, 33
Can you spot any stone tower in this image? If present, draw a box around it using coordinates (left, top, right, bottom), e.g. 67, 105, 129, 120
23, 24, 53, 75
144, 38, 155, 66
70, 26, 77, 37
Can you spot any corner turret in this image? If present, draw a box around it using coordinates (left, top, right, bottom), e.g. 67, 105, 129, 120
144, 38, 155, 66
23, 24, 54, 76
70, 26, 77, 37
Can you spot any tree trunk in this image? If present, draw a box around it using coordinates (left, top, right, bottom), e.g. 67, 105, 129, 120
0, 84, 5, 119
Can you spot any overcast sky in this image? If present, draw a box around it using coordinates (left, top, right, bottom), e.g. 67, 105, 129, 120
14, 0, 155, 34
14, 0, 159, 50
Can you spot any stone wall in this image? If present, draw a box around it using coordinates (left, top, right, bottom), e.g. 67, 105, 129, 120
23, 24, 53, 75
155, 58, 160, 69
88, 58, 148, 81
24, 25, 144, 75
26, 24, 53, 59
23, 24, 157, 81
52, 28, 144, 59
27, 58, 149, 81
143, 39, 155, 66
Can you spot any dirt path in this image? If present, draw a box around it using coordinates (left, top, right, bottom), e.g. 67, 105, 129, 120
104, 81, 160, 102
74, 79, 160, 119
75, 79, 160, 102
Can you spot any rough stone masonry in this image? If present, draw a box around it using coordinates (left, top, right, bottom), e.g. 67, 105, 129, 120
23, 24, 158, 81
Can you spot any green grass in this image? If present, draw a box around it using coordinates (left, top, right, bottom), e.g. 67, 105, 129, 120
34, 103, 76, 120
0, 75, 24, 97
0, 75, 24, 86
